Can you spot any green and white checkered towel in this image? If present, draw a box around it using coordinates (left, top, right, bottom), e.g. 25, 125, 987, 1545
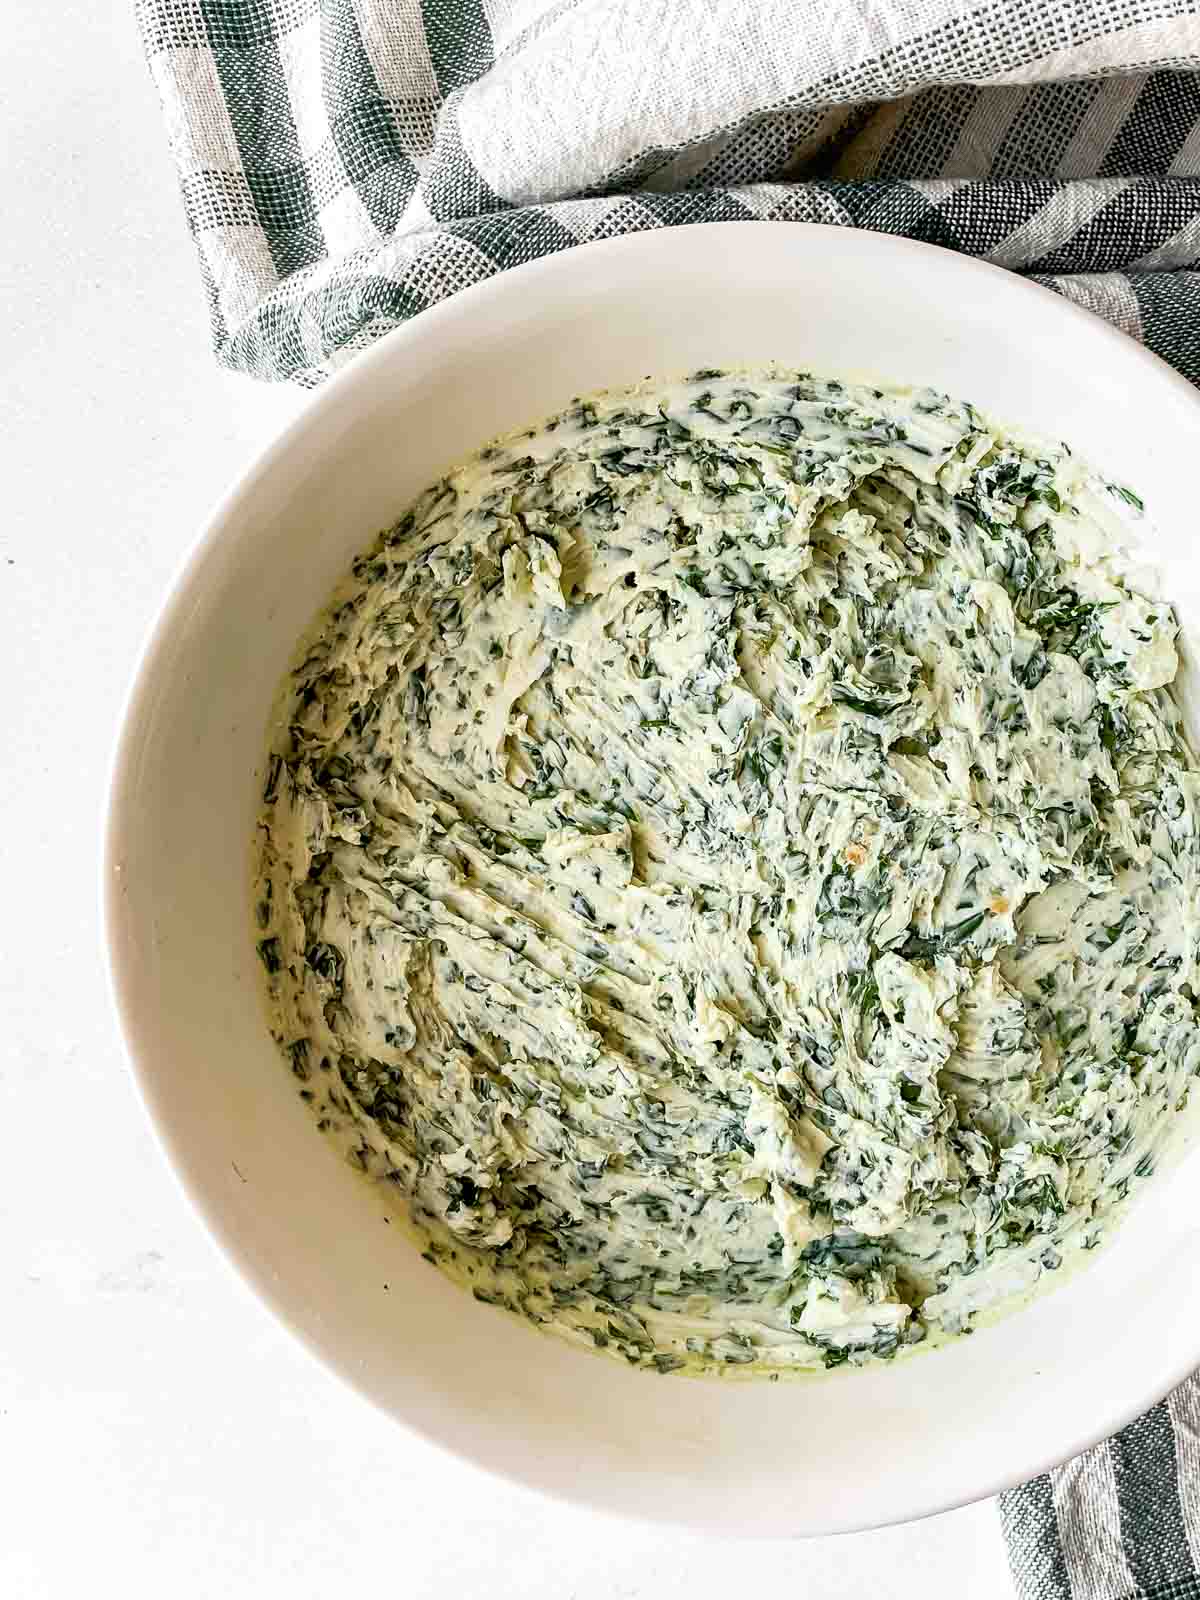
139, 0, 1200, 388
139, 0, 1200, 1591
1002, 1384, 1200, 1599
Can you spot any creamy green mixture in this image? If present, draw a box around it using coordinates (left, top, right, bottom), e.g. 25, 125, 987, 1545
255, 369, 1200, 1375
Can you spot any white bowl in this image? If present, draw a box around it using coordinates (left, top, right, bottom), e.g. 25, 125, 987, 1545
106, 223, 1200, 1536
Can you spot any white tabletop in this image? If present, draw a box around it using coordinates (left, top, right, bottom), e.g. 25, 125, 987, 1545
1, 4, 1016, 1594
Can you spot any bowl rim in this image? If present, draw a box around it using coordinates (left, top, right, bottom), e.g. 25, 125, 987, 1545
102, 219, 1200, 1535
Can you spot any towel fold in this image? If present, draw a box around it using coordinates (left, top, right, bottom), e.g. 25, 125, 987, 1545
138, 0, 1200, 386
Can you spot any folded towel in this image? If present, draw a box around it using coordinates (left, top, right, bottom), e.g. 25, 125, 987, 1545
139, 4, 1200, 1592
1001, 1376, 1200, 1599
138, 0, 1200, 386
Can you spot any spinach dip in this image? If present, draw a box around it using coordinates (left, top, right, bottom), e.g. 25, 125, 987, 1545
255, 369, 1200, 1375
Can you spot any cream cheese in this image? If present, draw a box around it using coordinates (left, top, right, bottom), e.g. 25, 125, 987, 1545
255, 369, 1200, 1374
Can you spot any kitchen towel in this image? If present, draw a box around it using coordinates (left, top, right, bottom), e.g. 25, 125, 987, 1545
139, 2, 1200, 1595
1001, 1376, 1200, 1599
138, 0, 1200, 388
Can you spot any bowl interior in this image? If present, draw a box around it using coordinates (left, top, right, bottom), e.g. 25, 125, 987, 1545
107, 224, 1200, 1536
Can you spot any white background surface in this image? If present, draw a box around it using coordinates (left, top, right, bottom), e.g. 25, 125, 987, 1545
0, 4, 1015, 1594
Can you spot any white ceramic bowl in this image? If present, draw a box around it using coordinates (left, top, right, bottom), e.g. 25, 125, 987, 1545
106, 223, 1200, 1536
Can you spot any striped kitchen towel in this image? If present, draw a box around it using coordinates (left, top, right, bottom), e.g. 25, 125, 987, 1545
137, 0, 1200, 388
139, 2, 1200, 1594
1002, 1378, 1200, 1599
